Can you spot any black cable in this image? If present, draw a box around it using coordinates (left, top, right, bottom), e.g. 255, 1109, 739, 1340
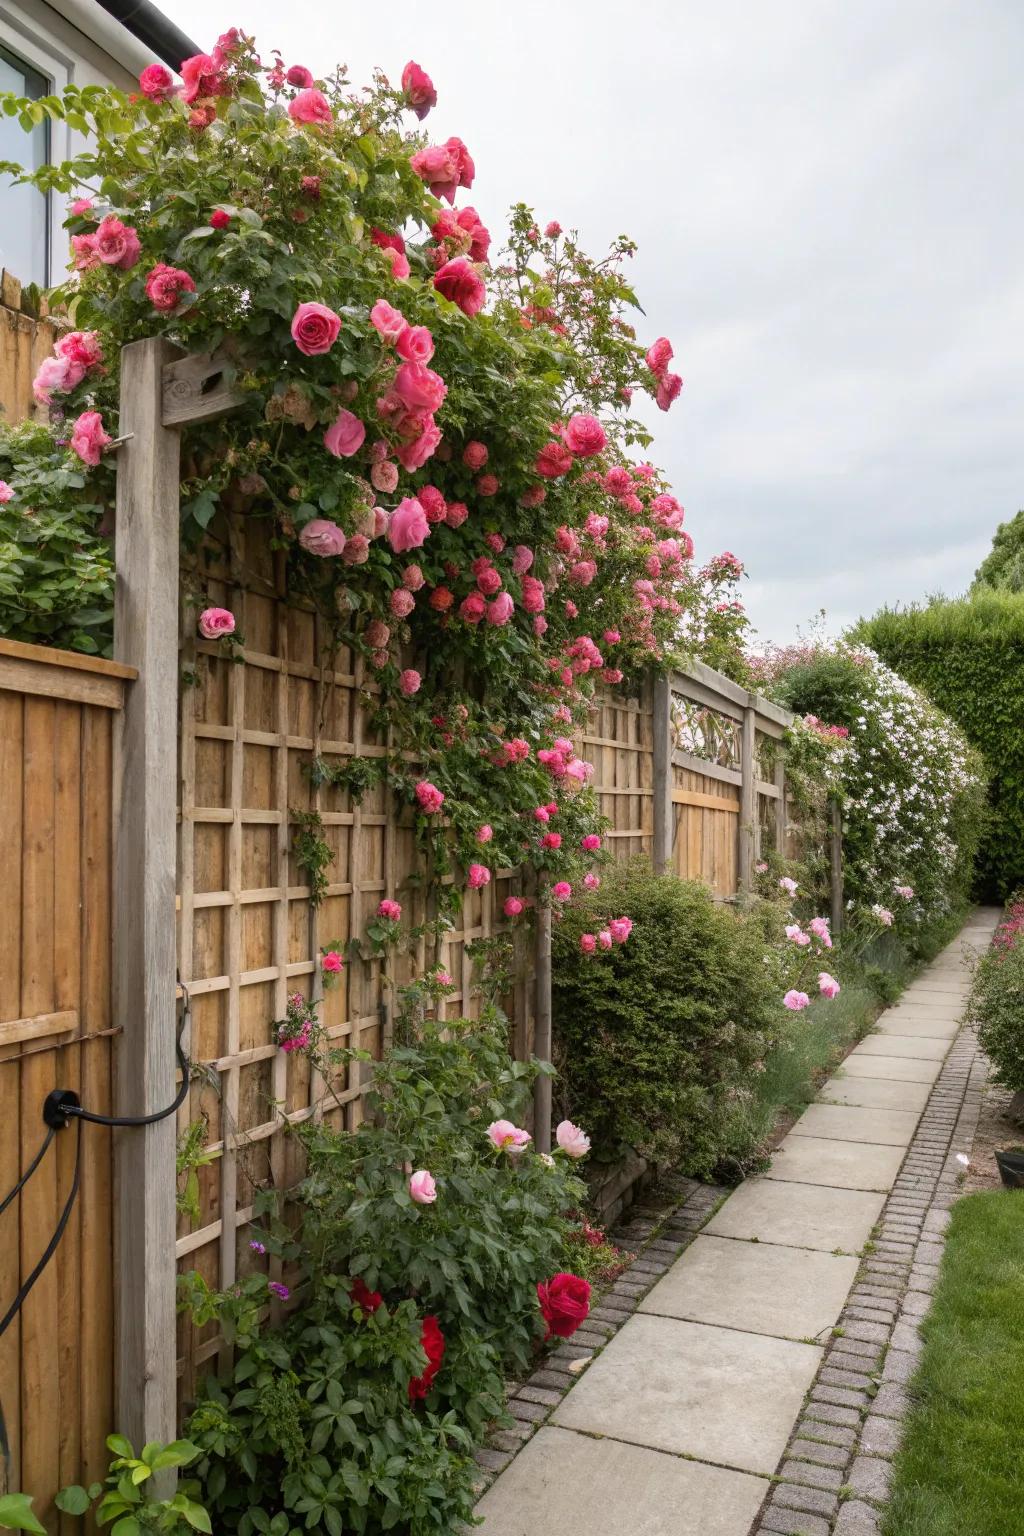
61, 1031, 190, 1127
0, 1126, 55, 1220
0, 1121, 81, 1341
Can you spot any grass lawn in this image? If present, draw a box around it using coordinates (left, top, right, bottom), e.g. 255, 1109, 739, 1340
883, 1190, 1024, 1536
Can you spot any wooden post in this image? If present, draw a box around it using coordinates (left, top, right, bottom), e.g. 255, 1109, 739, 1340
737, 704, 756, 893
532, 903, 553, 1153
774, 751, 787, 856
113, 337, 181, 1455
652, 675, 672, 875
830, 799, 844, 936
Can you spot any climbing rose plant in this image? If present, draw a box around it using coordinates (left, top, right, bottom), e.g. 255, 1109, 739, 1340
1, 31, 750, 917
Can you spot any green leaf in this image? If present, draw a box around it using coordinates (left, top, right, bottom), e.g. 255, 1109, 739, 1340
55, 1486, 91, 1516
0, 1494, 47, 1533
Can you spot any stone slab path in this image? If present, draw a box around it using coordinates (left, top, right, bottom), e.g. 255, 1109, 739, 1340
476, 911, 999, 1536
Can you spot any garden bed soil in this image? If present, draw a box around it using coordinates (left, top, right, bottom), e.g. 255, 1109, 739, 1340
962, 1073, 1020, 1194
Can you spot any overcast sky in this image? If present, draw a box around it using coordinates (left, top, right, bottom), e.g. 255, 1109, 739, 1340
166, 0, 1024, 647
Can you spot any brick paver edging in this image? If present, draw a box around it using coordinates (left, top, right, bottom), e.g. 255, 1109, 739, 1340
472, 1173, 731, 1491
750, 1023, 988, 1536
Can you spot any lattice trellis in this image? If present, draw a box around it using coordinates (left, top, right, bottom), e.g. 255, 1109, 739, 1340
580, 689, 655, 858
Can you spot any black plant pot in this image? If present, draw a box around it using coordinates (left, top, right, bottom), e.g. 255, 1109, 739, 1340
994, 1147, 1024, 1189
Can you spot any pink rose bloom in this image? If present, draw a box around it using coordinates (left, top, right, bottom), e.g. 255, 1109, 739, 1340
521, 576, 546, 614
69, 410, 110, 467
541, 832, 561, 849
197, 606, 235, 640
324, 409, 366, 457
395, 418, 442, 473
564, 413, 607, 457
0, 481, 13, 503
580, 933, 597, 954
569, 560, 597, 587
534, 807, 550, 823
94, 215, 141, 269
779, 877, 798, 895
545, 220, 562, 238
299, 519, 346, 557
386, 247, 411, 280
378, 898, 402, 920
785, 924, 810, 947
556, 1120, 591, 1158
484, 533, 505, 553
520, 484, 547, 507
143, 260, 196, 312
656, 372, 683, 411
477, 824, 493, 843
463, 440, 489, 470
370, 299, 406, 342
504, 896, 524, 918
598, 929, 612, 949
467, 863, 491, 889
486, 593, 514, 626
433, 257, 486, 317
476, 566, 501, 596
402, 60, 437, 119
409, 1170, 437, 1204
486, 1119, 531, 1154
288, 88, 333, 126
33, 354, 85, 403
460, 593, 487, 624
321, 949, 343, 973
396, 324, 434, 364
535, 440, 573, 478
581, 834, 601, 851
410, 136, 474, 202
645, 337, 673, 376
552, 882, 572, 902
72, 234, 99, 271
476, 473, 499, 497
139, 62, 175, 99
394, 361, 447, 412
179, 51, 228, 102
286, 64, 315, 88
343, 534, 370, 564
390, 587, 415, 619
783, 990, 811, 1011
69, 197, 93, 215
415, 780, 445, 814
584, 873, 601, 891
291, 300, 342, 355
604, 466, 632, 496
609, 916, 633, 943
603, 629, 621, 645
388, 497, 430, 553
365, 619, 390, 649
818, 973, 841, 999
402, 564, 425, 590
371, 460, 399, 493
446, 501, 469, 528
512, 545, 534, 575
399, 668, 421, 696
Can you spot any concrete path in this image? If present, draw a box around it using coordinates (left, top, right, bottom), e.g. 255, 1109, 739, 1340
476, 913, 998, 1536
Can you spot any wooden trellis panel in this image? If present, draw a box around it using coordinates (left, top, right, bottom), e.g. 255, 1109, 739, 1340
580, 688, 654, 859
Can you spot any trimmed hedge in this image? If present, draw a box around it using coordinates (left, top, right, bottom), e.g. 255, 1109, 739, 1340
858, 592, 1024, 899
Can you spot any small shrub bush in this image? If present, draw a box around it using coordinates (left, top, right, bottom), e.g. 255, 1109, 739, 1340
970, 896, 1024, 1094
551, 859, 780, 1174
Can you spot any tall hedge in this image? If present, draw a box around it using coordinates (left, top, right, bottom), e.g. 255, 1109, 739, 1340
858, 591, 1024, 899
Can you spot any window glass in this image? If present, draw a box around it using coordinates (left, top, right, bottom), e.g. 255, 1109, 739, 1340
0, 45, 50, 287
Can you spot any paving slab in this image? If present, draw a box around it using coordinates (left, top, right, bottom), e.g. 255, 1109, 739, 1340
766, 1134, 905, 1192
791, 1103, 919, 1146
838, 1053, 942, 1084
820, 1075, 931, 1111
849, 1034, 950, 1061
475, 1426, 768, 1536
705, 1177, 885, 1253
552, 1313, 822, 1474
639, 1234, 858, 1341
873, 1015, 959, 1038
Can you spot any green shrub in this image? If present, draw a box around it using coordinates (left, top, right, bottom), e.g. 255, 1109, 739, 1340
551, 859, 780, 1174
185, 998, 587, 1535
858, 593, 1024, 899
970, 898, 1024, 1093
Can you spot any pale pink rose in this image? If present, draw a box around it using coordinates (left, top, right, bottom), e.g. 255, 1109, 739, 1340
388, 497, 430, 553
371, 460, 399, 493
556, 1120, 591, 1158
415, 780, 445, 814
0, 482, 13, 503
545, 220, 562, 238
396, 324, 434, 364
378, 898, 402, 920
401, 60, 437, 119
564, 413, 606, 457
818, 972, 841, 999
299, 519, 346, 557
285, 64, 315, 88
503, 896, 524, 918
324, 409, 366, 457
72, 234, 99, 271
603, 629, 621, 644
393, 361, 446, 413
512, 545, 534, 575
409, 1169, 437, 1204
139, 62, 175, 99
395, 417, 442, 472
580, 933, 597, 954
476, 824, 493, 844
69, 197, 93, 216
467, 863, 491, 889
608, 916, 633, 943
94, 215, 141, 269
387, 247, 411, 280
410, 136, 474, 202
69, 410, 110, 467
583, 873, 601, 891
390, 587, 415, 618
370, 299, 406, 342
291, 301, 342, 355
486, 593, 514, 626
33, 354, 85, 404
462, 440, 488, 470
597, 929, 612, 948
55, 330, 103, 368
779, 877, 798, 895
552, 882, 572, 902
342, 534, 370, 564
402, 564, 425, 590
783, 990, 810, 1011
288, 87, 333, 126
486, 1119, 531, 1154
785, 924, 810, 947
399, 669, 421, 696
197, 606, 236, 640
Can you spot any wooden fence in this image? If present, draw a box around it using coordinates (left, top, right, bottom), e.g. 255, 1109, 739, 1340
0, 275, 59, 428
0, 639, 134, 1528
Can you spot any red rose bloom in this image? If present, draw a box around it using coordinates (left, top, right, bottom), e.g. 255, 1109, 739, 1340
350, 1276, 382, 1314
535, 440, 574, 479
408, 1315, 445, 1399
433, 257, 486, 318
537, 1273, 591, 1339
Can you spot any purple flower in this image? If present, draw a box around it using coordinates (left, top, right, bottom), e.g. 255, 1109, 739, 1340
249, 1239, 266, 1255
268, 1281, 290, 1300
